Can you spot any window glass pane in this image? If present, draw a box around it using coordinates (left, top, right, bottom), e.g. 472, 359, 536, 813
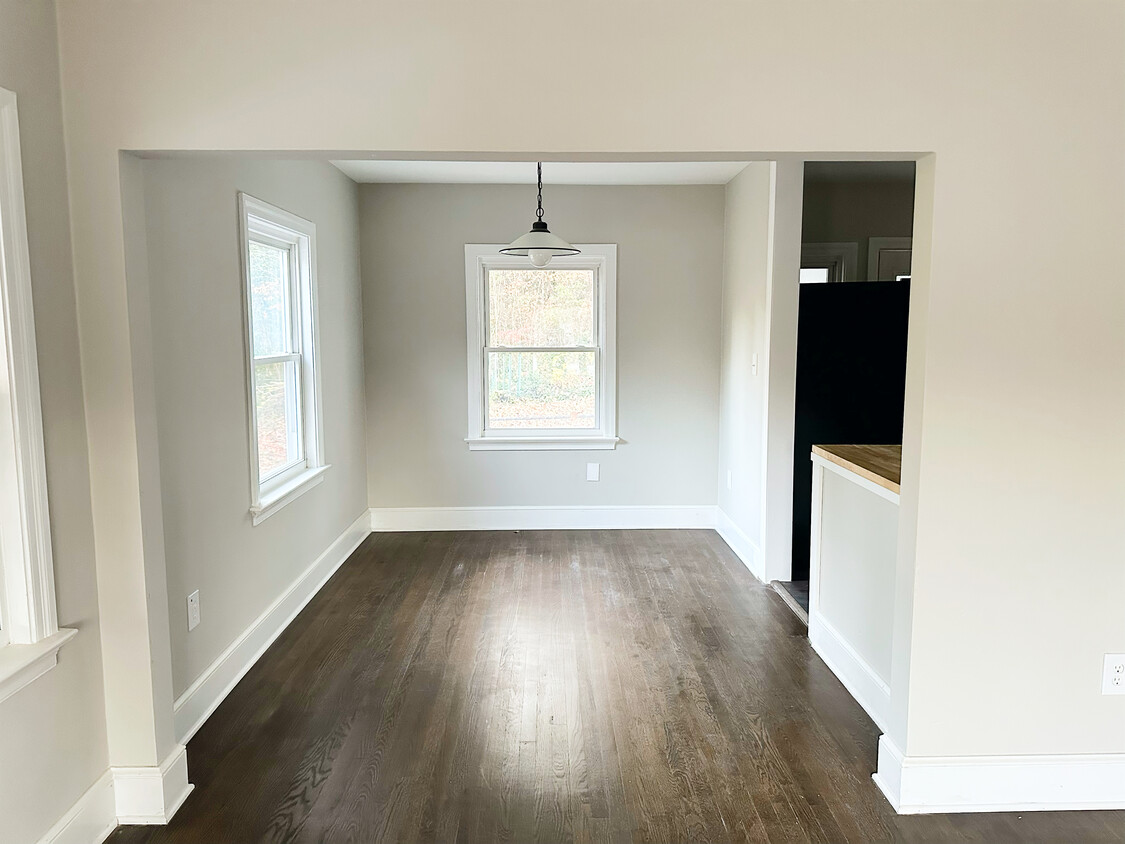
487, 350, 595, 429
255, 360, 302, 477
800, 267, 830, 284
488, 269, 594, 347
248, 239, 292, 356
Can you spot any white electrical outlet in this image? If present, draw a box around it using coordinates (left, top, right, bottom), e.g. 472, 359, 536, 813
1103, 654, 1125, 695
187, 590, 201, 631
586, 462, 600, 482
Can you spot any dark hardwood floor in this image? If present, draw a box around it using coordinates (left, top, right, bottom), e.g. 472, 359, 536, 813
111, 530, 1125, 843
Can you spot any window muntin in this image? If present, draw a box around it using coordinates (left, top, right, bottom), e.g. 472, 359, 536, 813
465, 245, 617, 450
239, 194, 324, 520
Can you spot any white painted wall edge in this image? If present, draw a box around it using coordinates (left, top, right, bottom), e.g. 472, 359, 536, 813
369, 505, 720, 532
172, 510, 371, 744
874, 735, 1125, 814
809, 613, 891, 733
35, 770, 116, 844
112, 744, 192, 825
714, 508, 764, 582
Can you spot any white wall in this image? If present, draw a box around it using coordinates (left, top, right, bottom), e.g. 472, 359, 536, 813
361, 183, 724, 509
817, 470, 899, 685
716, 164, 773, 559
139, 158, 368, 698
51, 0, 1125, 787
0, 2, 109, 842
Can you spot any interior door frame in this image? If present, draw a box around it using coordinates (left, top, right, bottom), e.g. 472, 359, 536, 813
867, 236, 913, 281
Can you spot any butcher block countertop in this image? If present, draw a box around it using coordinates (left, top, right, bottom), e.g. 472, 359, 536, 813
811, 444, 902, 494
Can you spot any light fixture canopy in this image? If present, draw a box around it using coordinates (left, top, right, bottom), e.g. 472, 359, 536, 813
500, 162, 579, 267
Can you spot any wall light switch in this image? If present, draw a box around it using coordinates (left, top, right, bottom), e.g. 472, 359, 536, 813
187, 590, 201, 631
1103, 654, 1125, 695
586, 462, 600, 482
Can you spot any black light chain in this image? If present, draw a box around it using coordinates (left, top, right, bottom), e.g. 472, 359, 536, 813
536, 161, 544, 221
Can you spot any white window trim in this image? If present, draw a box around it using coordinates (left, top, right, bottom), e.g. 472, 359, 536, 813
464, 244, 618, 451
0, 86, 75, 703
867, 236, 912, 281
238, 194, 328, 525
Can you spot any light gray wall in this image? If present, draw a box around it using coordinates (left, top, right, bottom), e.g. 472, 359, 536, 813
0, 2, 109, 842
802, 173, 915, 279
361, 183, 724, 508
716, 164, 773, 552
140, 158, 368, 698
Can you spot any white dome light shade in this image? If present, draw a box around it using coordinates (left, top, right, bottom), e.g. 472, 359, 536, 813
501, 222, 580, 260
499, 163, 580, 267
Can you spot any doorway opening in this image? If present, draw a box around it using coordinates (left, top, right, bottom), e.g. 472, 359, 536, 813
777, 161, 916, 616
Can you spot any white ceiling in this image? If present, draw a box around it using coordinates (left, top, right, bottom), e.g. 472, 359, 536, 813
330, 160, 751, 186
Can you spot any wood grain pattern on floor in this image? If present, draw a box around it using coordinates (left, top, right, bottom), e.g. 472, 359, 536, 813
110, 530, 1125, 843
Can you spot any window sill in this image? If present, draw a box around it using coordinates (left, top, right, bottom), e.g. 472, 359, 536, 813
466, 436, 620, 452
0, 627, 78, 706
251, 464, 330, 525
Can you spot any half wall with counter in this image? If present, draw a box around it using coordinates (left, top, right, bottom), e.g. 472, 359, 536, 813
808, 444, 901, 732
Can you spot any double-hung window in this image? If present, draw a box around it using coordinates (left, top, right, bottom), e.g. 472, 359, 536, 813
464, 244, 617, 450
0, 85, 74, 704
238, 194, 326, 524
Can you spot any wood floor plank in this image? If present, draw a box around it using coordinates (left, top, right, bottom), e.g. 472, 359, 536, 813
110, 530, 1125, 844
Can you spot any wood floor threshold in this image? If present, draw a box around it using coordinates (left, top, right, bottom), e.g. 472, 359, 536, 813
771, 580, 809, 627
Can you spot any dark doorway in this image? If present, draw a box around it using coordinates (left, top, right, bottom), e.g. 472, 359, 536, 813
789, 161, 915, 582
790, 280, 910, 579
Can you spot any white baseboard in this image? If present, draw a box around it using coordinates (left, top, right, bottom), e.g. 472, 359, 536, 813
369, 505, 719, 532
714, 509, 763, 581
173, 510, 371, 744
808, 611, 891, 733
36, 771, 116, 844
112, 745, 192, 825
874, 735, 1125, 813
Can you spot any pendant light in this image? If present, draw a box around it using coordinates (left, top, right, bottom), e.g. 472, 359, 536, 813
500, 162, 579, 267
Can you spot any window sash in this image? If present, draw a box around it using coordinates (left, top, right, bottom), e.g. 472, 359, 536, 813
248, 228, 306, 485
484, 268, 596, 349
481, 266, 602, 434
483, 269, 599, 350
248, 235, 301, 357
252, 354, 305, 484
482, 347, 600, 434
